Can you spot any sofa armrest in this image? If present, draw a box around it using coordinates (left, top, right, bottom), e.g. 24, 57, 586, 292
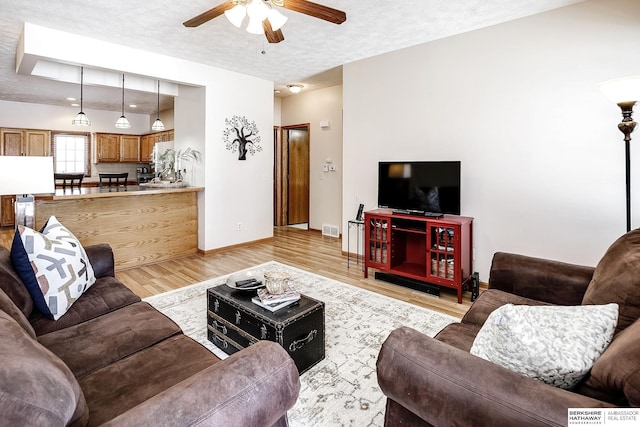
488, 252, 594, 305
84, 244, 115, 278
103, 340, 300, 427
377, 327, 614, 427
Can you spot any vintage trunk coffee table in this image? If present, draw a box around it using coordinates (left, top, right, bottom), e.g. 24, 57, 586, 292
207, 284, 325, 374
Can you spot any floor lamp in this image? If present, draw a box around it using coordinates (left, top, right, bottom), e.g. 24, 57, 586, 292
597, 76, 640, 232
0, 156, 54, 229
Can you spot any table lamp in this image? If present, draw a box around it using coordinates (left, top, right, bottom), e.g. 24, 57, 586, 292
0, 156, 54, 228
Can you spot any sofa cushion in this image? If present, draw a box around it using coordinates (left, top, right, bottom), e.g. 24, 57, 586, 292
30, 276, 141, 336
577, 317, 640, 406
11, 216, 96, 320
470, 303, 618, 389
583, 228, 640, 335
79, 334, 220, 426
0, 309, 89, 427
0, 246, 33, 317
38, 302, 182, 378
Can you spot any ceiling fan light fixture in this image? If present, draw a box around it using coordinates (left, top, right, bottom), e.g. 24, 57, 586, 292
224, 4, 247, 28
72, 66, 91, 126
115, 74, 131, 129
267, 8, 287, 31
247, 0, 269, 21
246, 15, 265, 34
287, 84, 303, 94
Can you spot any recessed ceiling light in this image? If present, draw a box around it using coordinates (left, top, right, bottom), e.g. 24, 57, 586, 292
129, 104, 137, 108
66, 97, 76, 101
287, 84, 303, 94
274, 90, 281, 94
70, 103, 80, 107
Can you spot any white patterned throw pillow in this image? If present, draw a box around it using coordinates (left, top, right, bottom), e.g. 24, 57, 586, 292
470, 303, 618, 389
10, 216, 96, 320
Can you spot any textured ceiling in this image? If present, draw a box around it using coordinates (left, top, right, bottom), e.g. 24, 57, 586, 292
0, 0, 584, 115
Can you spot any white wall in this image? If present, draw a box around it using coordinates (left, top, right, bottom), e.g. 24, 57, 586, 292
281, 85, 343, 232
15, 23, 274, 251
343, 0, 640, 280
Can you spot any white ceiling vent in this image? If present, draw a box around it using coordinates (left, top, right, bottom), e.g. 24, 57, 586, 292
322, 224, 340, 238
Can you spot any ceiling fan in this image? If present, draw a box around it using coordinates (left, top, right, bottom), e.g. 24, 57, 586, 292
183, 0, 346, 44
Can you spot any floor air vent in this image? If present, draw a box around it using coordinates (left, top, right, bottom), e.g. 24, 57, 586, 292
322, 224, 340, 238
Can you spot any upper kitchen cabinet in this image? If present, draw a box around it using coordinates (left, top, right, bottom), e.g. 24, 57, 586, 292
1, 128, 51, 156
153, 130, 174, 143
140, 134, 155, 163
120, 135, 140, 162
96, 133, 140, 163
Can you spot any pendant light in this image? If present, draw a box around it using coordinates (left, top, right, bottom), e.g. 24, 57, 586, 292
151, 80, 165, 131
72, 66, 91, 126
115, 74, 131, 129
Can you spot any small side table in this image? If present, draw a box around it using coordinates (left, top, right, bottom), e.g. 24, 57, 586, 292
347, 220, 364, 269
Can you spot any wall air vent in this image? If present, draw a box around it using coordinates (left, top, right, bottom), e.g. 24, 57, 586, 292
322, 224, 340, 238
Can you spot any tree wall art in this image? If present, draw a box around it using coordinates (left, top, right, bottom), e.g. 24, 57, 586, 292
223, 115, 262, 160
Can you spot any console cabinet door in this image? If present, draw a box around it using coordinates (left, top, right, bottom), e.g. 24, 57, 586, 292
364, 214, 390, 273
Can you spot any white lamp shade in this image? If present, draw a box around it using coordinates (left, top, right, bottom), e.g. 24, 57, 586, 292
246, 16, 265, 34
152, 118, 165, 131
0, 156, 54, 195
267, 8, 288, 31
247, 0, 269, 20
72, 111, 91, 126
225, 4, 247, 28
115, 115, 131, 129
597, 76, 640, 104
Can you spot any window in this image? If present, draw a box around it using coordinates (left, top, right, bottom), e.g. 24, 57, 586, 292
52, 132, 91, 176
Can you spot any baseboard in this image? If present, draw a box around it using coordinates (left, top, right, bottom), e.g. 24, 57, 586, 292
374, 272, 440, 297
198, 236, 274, 256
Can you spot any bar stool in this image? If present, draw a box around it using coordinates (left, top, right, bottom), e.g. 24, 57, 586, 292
54, 173, 84, 189
99, 173, 128, 187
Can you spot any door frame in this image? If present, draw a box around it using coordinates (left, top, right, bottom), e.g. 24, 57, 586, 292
274, 123, 310, 226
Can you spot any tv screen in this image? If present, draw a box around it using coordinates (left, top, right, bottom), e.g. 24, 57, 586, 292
378, 161, 461, 215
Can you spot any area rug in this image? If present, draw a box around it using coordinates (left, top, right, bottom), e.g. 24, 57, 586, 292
143, 261, 459, 427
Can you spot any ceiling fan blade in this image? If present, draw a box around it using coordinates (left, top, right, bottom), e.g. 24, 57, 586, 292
264, 19, 285, 43
183, 2, 234, 27
282, 0, 346, 25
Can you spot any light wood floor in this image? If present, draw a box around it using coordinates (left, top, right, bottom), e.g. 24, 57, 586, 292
0, 226, 480, 318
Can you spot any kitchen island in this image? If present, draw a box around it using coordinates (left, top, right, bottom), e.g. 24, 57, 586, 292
35, 185, 203, 270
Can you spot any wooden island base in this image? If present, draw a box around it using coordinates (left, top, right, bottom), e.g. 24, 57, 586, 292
35, 187, 202, 270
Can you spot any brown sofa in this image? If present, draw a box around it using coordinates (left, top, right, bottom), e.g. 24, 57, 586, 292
377, 229, 640, 427
0, 243, 300, 426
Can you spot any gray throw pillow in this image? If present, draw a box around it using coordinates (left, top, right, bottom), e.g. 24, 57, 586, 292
470, 303, 618, 389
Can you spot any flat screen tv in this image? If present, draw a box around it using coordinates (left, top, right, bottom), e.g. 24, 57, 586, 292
378, 161, 461, 215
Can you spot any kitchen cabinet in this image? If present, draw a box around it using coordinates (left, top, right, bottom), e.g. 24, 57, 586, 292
140, 134, 155, 163
95, 133, 120, 162
153, 130, 174, 143
1, 128, 50, 156
96, 133, 140, 163
1, 196, 15, 227
120, 135, 140, 162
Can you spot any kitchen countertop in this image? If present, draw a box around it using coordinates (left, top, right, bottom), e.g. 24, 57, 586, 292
36, 185, 204, 201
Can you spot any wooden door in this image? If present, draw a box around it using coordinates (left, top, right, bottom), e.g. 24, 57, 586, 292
286, 127, 310, 225
1, 129, 23, 156
96, 134, 120, 162
120, 135, 140, 162
24, 130, 50, 156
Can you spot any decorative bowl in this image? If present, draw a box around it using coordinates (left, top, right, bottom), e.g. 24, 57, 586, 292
263, 269, 290, 295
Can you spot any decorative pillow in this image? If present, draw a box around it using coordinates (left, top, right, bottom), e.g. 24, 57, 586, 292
470, 303, 619, 389
10, 216, 96, 320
